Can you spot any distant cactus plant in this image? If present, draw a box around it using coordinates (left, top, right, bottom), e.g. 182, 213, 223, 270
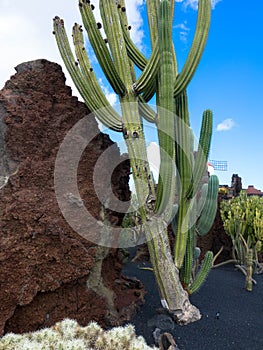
53, 0, 218, 324
0, 318, 158, 350
220, 191, 263, 291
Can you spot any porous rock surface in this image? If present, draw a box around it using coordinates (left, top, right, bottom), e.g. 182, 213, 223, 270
0, 59, 144, 335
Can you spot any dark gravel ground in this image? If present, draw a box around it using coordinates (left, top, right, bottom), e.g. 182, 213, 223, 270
122, 253, 263, 350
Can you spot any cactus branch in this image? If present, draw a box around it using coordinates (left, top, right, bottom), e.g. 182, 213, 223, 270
138, 96, 157, 123
196, 175, 219, 236
120, 16, 148, 70
188, 251, 213, 294
53, 17, 122, 131
174, 0, 211, 98
188, 109, 213, 198
79, 0, 126, 95
72, 23, 123, 129
133, 44, 159, 95
155, 0, 176, 215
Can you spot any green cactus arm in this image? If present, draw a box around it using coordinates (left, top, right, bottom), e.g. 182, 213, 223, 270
141, 79, 157, 103
99, 0, 129, 80
138, 95, 157, 123
139, 0, 178, 100
174, 91, 192, 199
173, 92, 193, 268
78, 1, 126, 96
155, 0, 176, 215
99, 0, 155, 203
180, 226, 195, 288
187, 109, 213, 198
53, 18, 91, 100
53, 17, 122, 131
170, 0, 175, 14
171, 203, 179, 234
188, 251, 213, 294
144, 0, 161, 104
174, 0, 211, 98
173, 198, 191, 268
72, 23, 123, 129
116, 5, 138, 82
119, 15, 148, 70
197, 182, 208, 216
146, 0, 160, 47
175, 90, 190, 128
133, 44, 159, 95
196, 175, 219, 236
179, 196, 198, 288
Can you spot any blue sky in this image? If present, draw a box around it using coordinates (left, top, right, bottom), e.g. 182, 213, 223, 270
181, 0, 263, 190
0, 0, 263, 190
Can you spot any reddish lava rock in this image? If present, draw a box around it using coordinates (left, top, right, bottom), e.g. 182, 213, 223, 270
0, 59, 145, 335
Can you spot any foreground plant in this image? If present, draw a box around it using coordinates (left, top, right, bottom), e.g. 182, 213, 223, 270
220, 191, 263, 291
0, 319, 158, 350
53, 0, 218, 324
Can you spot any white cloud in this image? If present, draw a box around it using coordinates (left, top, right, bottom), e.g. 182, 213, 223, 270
0, 0, 82, 96
98, 78, 117, 106
176, 0, 222, 10
125, 0, 145, 49
174, 22, 190, 31
0, 0, 145, 96
147, 142, 160, 182
216, 118, 235, 132
174, 21, 190, 43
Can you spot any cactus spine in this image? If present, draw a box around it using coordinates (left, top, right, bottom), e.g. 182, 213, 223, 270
53, 0, 218, 324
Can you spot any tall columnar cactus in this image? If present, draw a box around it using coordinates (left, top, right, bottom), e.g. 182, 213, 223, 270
53, 0, 218, 324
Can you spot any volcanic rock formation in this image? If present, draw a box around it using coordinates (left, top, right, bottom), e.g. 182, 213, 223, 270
0, 59, 144, 335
